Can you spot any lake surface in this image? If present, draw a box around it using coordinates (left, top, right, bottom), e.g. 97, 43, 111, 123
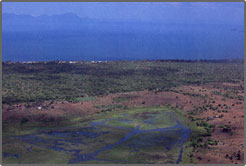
3, 24, 243, 61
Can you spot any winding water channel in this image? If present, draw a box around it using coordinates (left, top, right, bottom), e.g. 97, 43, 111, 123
4, 110, 191, 164
69, 118, 190, 164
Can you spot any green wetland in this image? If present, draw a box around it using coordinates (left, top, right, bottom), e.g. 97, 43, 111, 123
3, 106, 196, 164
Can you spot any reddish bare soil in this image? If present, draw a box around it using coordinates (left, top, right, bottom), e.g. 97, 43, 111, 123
2, 82, 244, 164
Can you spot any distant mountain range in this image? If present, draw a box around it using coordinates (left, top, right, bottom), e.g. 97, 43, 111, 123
3, 13, 165, 32
4, 12, 243, 33
3, 13, 98, 31
3, 13, 185, 33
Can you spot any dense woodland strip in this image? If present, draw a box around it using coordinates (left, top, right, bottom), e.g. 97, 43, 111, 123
3, 60, 243, 104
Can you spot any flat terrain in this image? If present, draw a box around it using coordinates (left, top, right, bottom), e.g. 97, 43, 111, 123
2, 60, 244, 164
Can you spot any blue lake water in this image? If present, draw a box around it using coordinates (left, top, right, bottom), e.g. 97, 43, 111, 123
3, 24, 243, 61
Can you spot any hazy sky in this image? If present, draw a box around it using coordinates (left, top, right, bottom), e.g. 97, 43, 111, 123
3, 2, 244, 25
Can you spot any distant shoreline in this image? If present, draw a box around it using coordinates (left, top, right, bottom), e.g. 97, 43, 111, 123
2, 59, 244, 64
